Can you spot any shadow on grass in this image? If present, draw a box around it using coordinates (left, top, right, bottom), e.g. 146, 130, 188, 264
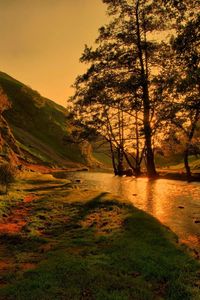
0, 192, 199, 300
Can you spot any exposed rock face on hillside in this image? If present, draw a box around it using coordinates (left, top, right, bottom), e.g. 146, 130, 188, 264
80, 140, 102, 168
0, 114, 20, 165
0, 71, 101, 169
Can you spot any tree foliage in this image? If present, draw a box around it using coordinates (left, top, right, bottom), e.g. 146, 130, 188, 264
70, 0, 200, 179
156, 0, 200, 179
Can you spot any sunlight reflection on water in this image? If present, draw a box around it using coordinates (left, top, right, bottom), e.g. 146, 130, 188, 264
67, 172, 200, 252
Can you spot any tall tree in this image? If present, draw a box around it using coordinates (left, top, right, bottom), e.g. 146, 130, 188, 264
71, 0, 176, 177
156, 0, 200, 180
100, 0, 175, 177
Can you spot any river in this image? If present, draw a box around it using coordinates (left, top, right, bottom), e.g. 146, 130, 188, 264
66, 172, 200, 256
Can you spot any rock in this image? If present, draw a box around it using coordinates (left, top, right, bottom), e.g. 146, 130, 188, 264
75, 179, 81, 183
80, 140, 102, 168
38, 215, 46, 220
24, 227, 31, 232
81, 167, 89, 171
100, 221, 108, 227
194, 220, 200, 224
130, 271, 140, 277
124, 168, 134, 176
0, 114, 21, 166
178, 206, 184, 209
38, 226, 45, 230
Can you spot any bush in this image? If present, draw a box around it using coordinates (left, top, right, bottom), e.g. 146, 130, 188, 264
0, 163, 16, 194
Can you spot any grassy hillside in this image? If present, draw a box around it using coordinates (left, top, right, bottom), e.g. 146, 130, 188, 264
155, 152, 200, 172
0, 71, 85, 167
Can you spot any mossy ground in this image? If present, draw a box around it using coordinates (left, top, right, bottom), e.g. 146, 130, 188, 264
0, 172, 199, 300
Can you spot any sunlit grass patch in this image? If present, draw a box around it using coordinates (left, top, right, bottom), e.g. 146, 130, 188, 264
17, 171, 71, 186
0, 190, 25, 218
0, 189, 199, 299
167, 157, 200, 171
18, 171, 56, 181
80, 206, 125, 235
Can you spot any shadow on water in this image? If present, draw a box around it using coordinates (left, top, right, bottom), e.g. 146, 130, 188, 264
65, 172, 200, 254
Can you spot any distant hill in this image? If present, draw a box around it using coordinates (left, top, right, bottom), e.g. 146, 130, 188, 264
0, 71, 98, 168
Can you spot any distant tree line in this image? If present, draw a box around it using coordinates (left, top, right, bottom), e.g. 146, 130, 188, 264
70, 0, 200, 180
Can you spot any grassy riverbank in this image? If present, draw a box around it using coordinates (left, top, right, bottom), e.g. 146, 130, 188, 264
0, 173, 199, 299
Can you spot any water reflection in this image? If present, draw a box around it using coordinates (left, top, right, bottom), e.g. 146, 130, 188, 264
67, 172, 200, 253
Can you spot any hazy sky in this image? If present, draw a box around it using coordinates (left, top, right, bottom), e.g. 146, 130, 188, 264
0, 0, 108, 106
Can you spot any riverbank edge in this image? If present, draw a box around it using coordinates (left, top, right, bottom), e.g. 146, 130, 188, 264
21, 162, 200, 182
51, 167, 200, 183
0, 173, 199, 299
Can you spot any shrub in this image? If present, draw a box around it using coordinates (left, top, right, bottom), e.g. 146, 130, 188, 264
0, 163, 16, 194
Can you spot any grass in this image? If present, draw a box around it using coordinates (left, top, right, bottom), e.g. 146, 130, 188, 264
0, 190, 24, 218
0, 173, 199, 299
0, 71, 86, 166
156, 154, 200, 172
93, 152, 112, 168
92, 139, 112, 168
168, 158, 200, 171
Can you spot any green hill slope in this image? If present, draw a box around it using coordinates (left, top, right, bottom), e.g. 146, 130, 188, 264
0, 71, 86, 167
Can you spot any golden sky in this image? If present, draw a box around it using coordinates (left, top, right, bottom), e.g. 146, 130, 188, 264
0, 0, 107, 107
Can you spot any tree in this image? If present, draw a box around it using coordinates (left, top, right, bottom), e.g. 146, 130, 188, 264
101, 0, 178, 177
71, 0, 177, 177
156, 0, 200, 180
71, 51, 146, 175
71, 25, 145, 175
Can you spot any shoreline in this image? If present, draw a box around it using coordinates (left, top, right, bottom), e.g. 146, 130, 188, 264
22, 161, 200, 183
51, 167, 200, 183
0, 177, 199, 299
158, 171, 200, 182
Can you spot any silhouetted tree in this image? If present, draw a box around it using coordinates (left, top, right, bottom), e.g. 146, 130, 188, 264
156, 0, 200, 180
71, 0, 177, 177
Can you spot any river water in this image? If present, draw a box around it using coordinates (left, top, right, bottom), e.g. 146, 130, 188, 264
67, 172, 200, 255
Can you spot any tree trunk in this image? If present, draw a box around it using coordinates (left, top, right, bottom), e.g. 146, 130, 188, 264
123, 151, 141, 176
109, 141, 118, 175
5, 184, 8, 195
135, 0, 157, 178
184, 148, 192, 181
135, 166, 141, 177
117, 148, 124, 176
135, 111, 141, 175
183, 111, 199, 182
144, 117, 157, 177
